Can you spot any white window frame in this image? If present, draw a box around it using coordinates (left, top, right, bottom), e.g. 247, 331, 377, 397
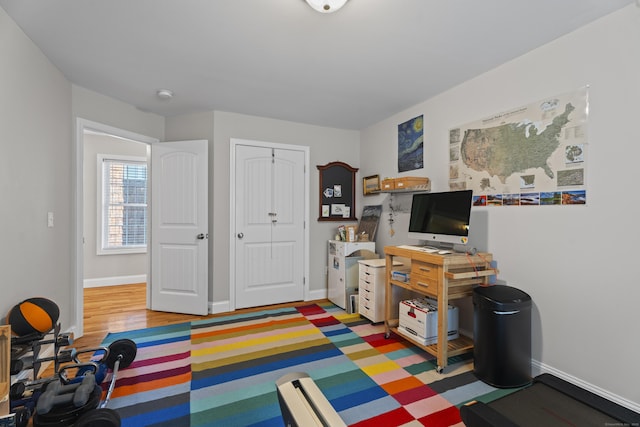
97, 154, 148, 255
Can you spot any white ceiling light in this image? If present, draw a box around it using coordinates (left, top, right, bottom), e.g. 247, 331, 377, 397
305, 0, 348, 13
156, 89, 173, 100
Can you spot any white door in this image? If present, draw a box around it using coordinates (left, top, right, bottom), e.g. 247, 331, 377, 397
150, 140, 208, 315
234, 143, 306, 309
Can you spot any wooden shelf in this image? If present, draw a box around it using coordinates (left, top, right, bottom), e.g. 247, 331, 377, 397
389, 279, 412, 290
392, 327, 474, 358
445, 269, 497, 280
372, 186, 430, 194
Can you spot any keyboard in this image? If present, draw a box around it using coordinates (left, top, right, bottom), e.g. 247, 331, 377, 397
397, 245, 439, 253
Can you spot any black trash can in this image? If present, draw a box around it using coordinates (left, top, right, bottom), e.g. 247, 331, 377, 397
473, 285, 532, 388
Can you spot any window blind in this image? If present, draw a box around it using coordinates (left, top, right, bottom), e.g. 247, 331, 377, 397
102, 159, 147, 250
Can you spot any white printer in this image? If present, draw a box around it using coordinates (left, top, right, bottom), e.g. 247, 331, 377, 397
398, 297, 459, 346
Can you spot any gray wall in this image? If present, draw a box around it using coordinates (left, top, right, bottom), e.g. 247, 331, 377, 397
72, 86, 165, 142
359, 4, 640, 409
0, 6, 73, 329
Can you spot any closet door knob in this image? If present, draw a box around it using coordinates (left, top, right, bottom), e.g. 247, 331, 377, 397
237, 232, 244, 239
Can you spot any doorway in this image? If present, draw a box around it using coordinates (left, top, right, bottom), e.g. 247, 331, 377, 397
83, 131, 148, 287
74, 119, 158, 338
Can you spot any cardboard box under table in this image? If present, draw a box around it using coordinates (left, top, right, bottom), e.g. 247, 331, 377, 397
398, 298, 459, 346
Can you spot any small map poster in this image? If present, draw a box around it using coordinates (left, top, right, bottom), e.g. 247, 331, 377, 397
449, 87, 588, 206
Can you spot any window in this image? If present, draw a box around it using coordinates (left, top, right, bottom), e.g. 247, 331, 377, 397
98, 154, 147, 254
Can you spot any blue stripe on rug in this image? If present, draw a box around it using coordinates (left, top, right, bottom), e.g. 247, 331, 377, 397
330, 383, 390, 411
318, 324, 353, 338
192, 346, 343, 389
247, 416, 288, 427
193, 398, 282, 427
191, 355, 353, 410
323, 327, 361, 340
103, 322, 191, 348
316, 370, 379, 402
120, 399, 190, 427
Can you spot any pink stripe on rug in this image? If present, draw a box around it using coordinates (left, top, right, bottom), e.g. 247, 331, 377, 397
371, 368, 413, 385
129, 351, 190, 369
404, 394, 454, 419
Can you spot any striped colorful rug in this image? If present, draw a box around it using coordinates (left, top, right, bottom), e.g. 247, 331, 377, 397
100, 302, 517, 426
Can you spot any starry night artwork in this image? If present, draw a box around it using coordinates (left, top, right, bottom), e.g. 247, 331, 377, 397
398, 115, 424, 172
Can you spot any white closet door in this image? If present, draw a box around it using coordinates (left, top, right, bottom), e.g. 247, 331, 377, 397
234, 143, 305, 309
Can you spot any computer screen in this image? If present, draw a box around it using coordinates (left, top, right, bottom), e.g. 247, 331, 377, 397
407, 190, 473, 246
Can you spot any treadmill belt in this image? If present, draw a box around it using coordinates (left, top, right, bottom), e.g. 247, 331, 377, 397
488, 383, 619, 426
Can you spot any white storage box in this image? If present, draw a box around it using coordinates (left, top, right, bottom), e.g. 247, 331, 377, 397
398, 298, 459, 345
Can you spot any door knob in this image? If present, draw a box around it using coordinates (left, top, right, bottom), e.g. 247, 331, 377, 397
197, 233, 206, 240
237, 232, 244, 239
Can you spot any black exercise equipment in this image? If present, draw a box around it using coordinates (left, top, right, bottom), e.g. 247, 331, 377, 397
460, 373, 640, 427
75, 407, 121, 427
32, 384, 103, 427
36, 373, 96, 415
31, 338, 137, 427
10, 324, 137, 427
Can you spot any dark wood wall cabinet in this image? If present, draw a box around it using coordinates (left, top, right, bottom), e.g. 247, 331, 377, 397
317, 161, 358, 222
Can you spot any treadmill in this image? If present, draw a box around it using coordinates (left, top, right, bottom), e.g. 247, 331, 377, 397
460, 373, 640, 427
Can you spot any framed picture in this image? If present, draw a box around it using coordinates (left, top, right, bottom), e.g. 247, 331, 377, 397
363, 174, 380, 195
358, 205, 382, 241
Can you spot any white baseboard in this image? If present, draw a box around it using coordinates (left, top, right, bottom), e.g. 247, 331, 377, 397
210, 289, 328, 315
210, 300, 231, 314
84, 274, 147, 288
308, 288, 327, 301
532, 359, 640, 413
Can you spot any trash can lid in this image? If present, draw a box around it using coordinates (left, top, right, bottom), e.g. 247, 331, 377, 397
473, 285, 531, 310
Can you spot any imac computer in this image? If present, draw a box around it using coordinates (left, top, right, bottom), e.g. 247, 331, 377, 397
407, 190, 473, 251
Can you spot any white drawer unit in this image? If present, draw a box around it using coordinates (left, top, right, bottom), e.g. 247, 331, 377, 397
358, 258, 395, 323
328, 240, 376, 310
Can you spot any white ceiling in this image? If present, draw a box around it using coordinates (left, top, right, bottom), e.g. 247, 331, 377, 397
1, 0, 634, 130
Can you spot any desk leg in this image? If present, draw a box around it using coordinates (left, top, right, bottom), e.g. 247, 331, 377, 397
384, 254, 393, 338
437, 278, 448, 373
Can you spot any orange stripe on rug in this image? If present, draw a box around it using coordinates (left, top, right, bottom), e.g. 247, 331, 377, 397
380, 375, 425, 395
191, 316, 308, 342
109, 371, 191, 398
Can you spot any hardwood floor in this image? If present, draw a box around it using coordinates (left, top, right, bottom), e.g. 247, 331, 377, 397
76, 283, 323, 352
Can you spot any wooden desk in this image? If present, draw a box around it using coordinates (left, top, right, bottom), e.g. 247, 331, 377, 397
384, 246, 495, 373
